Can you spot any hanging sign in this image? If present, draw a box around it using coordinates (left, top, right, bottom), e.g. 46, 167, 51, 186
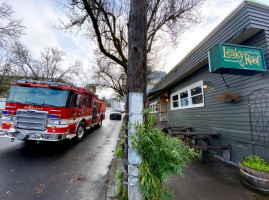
208, 43, 266, 76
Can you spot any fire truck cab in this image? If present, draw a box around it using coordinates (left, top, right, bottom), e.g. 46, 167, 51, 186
0, 79, 106, 142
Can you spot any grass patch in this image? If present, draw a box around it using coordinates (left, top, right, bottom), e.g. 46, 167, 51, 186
116, 139, 124, 158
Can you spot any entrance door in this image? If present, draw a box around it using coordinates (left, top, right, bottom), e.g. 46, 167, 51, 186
160, 94, 168, 122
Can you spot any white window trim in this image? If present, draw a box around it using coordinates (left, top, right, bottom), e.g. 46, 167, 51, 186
170, 80, 204, 110
150, 101, 158, 113
171, 92, 179, 109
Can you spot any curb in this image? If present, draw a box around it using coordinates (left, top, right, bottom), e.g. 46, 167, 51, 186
106, 121, 124, 200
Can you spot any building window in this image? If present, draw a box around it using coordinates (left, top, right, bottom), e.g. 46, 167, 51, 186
150, 101, 158, 113
171, 94, 179, 108
171, 80, 204, 110
180, 90, 188, 107
191, 85, 203, 105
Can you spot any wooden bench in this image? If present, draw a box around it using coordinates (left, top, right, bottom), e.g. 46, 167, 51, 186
170, 131, 220, 146
164, 126, 230, 160
171, 131, 221, 137
168, 126, 192, 136
193, 145, 231, 161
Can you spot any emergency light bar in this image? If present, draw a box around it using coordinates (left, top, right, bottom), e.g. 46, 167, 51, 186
49, 114, 61, 119
2, 110, 13, 115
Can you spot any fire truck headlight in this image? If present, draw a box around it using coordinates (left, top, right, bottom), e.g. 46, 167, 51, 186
2, 116, 13, 121
48, 120, 60, 125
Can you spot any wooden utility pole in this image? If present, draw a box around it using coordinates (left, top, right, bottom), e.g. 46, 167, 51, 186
127, 0, 147, 199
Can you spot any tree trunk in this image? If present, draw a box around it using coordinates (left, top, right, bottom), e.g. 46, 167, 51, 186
127, 0, 147, 199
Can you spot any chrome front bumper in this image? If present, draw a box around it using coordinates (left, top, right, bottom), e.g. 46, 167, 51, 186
0, 130, 66, 142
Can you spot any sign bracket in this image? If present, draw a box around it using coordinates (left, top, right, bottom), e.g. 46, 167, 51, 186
221, 73, 229, 88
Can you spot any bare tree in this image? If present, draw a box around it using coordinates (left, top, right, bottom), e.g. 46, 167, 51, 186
60, 0, 203, 95
9, 42, 82, 83
91, 52, 126, 98
0, 52, 19, 95
0, 2, 25, 49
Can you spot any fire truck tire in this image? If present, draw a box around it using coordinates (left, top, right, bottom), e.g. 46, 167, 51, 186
76, 122, 86, 141
25, 140, 36, 145
97, 115, 103, 127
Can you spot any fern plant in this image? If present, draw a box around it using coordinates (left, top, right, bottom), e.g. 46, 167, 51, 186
131, 109, 197, 199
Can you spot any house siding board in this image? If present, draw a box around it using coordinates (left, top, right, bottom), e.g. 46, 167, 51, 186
168, 58, 269, 162
152, 9, 251, 93
149, 2, 269, 162
168, 24, 269, 161
151, 2, 269, 94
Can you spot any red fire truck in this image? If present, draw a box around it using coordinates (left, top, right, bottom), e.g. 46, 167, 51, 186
0, 79, 106, 143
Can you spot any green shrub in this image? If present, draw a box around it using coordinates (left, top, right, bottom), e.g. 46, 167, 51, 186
115, 169, 128, 200
116, 139, 125, 158
131, 109, 197, 200
242, 155, 269, 172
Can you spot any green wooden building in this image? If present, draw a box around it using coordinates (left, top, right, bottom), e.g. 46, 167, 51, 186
148, 0, 269, 162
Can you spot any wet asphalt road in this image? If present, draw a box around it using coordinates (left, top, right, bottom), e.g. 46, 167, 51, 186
0, 112, 122, 200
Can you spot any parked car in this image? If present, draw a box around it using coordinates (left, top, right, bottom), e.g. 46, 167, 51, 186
110, 109, 122, 120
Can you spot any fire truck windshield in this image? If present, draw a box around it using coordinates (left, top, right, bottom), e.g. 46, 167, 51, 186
7, 85, 72, 107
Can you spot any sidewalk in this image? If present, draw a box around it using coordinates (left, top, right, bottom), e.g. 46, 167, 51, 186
165, 156, 268, 200
107, 155, 268, 200
105, 125, 268, 200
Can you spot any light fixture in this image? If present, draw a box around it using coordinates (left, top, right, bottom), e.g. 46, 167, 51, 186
165, 99, 169, 102
203, 81, 209, 89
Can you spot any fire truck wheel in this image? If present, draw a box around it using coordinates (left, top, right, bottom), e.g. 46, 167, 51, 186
76, 122, 86, 141
25, 140, 37, 145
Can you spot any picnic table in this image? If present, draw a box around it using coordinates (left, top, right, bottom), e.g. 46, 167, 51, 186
167, 126, 230, 161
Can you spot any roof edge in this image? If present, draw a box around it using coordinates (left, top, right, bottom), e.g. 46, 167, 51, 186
151, 0, 268, 93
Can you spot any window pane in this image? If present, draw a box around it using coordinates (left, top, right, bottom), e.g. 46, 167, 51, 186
173, 101, 179, 108
83, 96, 87, 107
180, 91, 188, 99
66, 91, 74, 107
73, 94, 81, 107
7, 85, 70, 107
181, 99, 189, 106
192, 94, 203, 104
191, 86, 202, 96
88, 94, 92, 108
172, 95, 178, 101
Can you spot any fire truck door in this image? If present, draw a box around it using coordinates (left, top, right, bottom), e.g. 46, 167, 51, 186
92, 101, 99, 123
72, 94, 82, 119
82, 96, 88, 115
82, 95, 92, 126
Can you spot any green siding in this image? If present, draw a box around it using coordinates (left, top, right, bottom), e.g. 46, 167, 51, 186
167, 30, 269, 162
148, 2, 269, 162
150, 1, 269, 94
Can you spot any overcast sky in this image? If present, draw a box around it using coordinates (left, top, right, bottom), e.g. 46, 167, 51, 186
4, 0, 269, 97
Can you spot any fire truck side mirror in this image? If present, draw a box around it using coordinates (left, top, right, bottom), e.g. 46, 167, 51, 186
76, 95, 82, 107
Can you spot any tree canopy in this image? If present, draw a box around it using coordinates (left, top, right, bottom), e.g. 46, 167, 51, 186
0, 2, 25, 50
60, 0, 203, 97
